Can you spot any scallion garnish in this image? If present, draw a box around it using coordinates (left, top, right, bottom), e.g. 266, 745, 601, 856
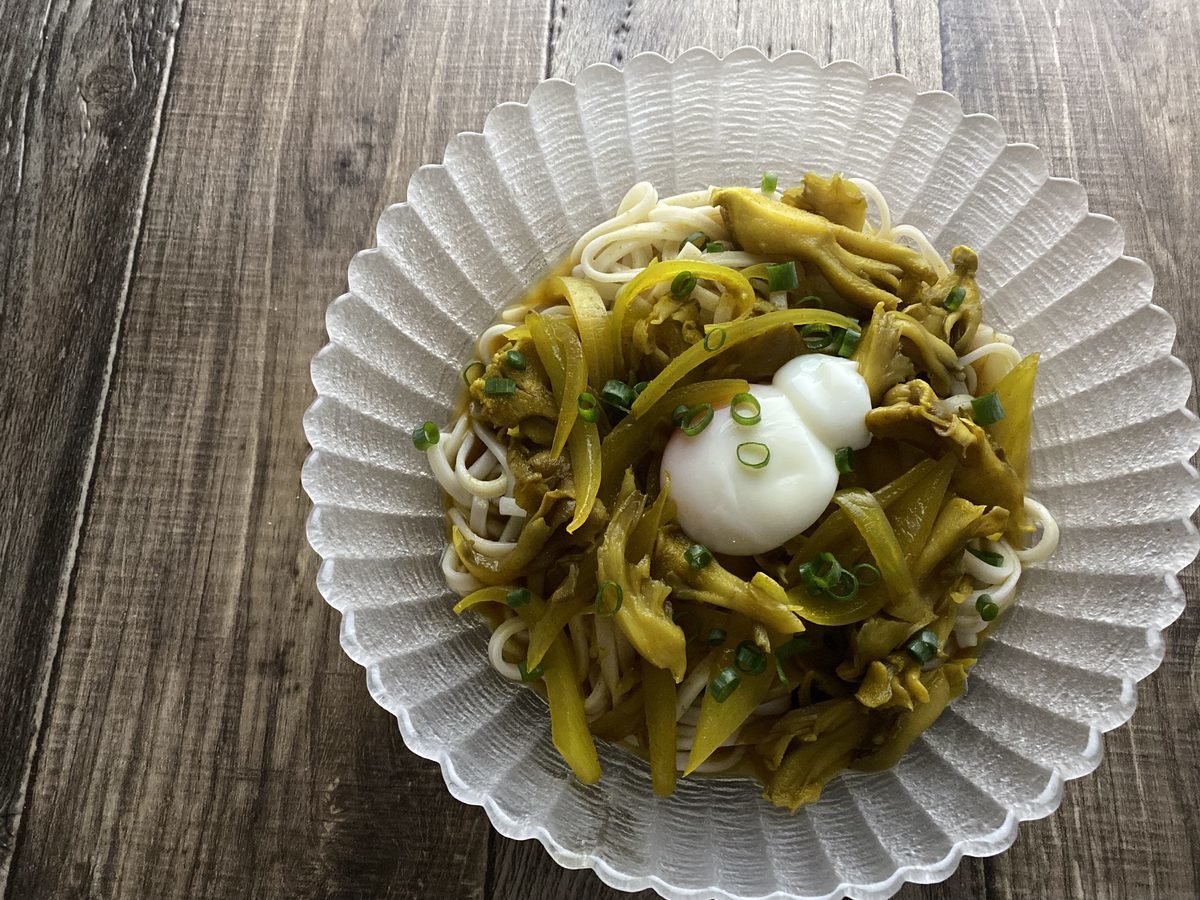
834, 446, 855, 474
730, 392, 762, 426
943, 285, 967, 311
684, 543, 713, 570
976, 593, 1000, 621
971, 391, 1005, 426
736, 441, 770, 469
680, 231, 708, 251
505, 349, 527, 371
671, 404, 692, 427
462, 361, 486, 386
411, 421, 439, 451
852, 562, 881, 586
800, 323, 835, 350
703, 328, 727, 351
766, 261, 799, 293
595, 581, 623, 617
678, 403, 714, 436
825, 570, 860, 601
905, 629, 941, 663
600, 379, 637, 410
799, 551, 843, 594
518, 660, 546, 682
577, 391, 599, 422
483, 377, 517, 396
671, 270, 697, 299
761, 171, 778, 193
966, 545, 1005, 567
706, 627, 727, 646
505, 587, 532, 608
734, 640, 768, 675
704, 241, 726, 253
789, 294, 824, 310
632, 381, 650, 396
837, 327, 862, 357
708, 665, 742, 702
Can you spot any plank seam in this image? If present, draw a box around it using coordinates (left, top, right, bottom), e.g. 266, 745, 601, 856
0, 2, 187, 895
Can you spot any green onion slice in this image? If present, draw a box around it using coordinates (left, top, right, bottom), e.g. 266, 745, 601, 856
462, 361, 486, 386
736, 441, 770, 468
680, 231, 708, 251
766, 261, 800, 293
852, 562, 881, 586
505, 349, 527, 371
971, 391, 1005, 426
734, 640, 767, 675
518, 660, 546, 682
600, 379, 637, 410
706, 627, 727, 646
943, 285, 967, 311
684, 543, 713, 570
671, 270, 698, 299
834, 446, 854, 474
703, 328, 727, 351
905, 629, 941, 663
761, 171, 778, 193
800, 323, 835, 350
671, 404, 692, 428
837, 327, 862, 358
679, 403, 714, 437
411, 421, 439, 451
632, 381, 650, 396
708, 665, 742, 702
789, 294, 824, 310
730, 392, 762, 426
595, 581, 624, 617
825, 570, 860, 601
801, 552, 843, 591
704, 241, 727, 253
483, 377, 517, 396
976, 593, 1000, 621
577, 391, 599, 422
966, 546, 1005, 567
505, 588, 532, 608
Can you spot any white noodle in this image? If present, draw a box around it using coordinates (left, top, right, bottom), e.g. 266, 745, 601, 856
488, 616, 529, 681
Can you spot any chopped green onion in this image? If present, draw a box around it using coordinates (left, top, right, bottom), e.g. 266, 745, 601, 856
825, 570, 860, 601
684, 543, 713, 570
976, 593, 1000, 622
703, 328, 727, 351
411, 421, 439, 451
730, 392, 762, 426
966, 545, 1005, 567
971, 391, 1006, 426
577, 391, 599, 422
943, 285, 967, 311
704, 241, 726, 253
775, 636, 811, 662
483, 377, 517, 396
837, 327, 862, 357
761, 171, 778, 193
789, 294, 824, 310
518, 660, 546, 682
679, 403, 714, 436
671, 404, 692, 427
505, 588, 532, 609
462, 361, 486, 386
734, 640, 767, 675
800, 323, 835, 350
671, 270, 697, 299
800, 552, 843, 592
595, 581, 623, 617
736, 441, 771, 469
680, 231, 708, 251
834, 446, 855, 474
505, 349, 527, 371
706, 627, 728, 646
852, 562, 881, 586
632, 381, 650, 396
708, 665, 742, 702
600, 379, 637, 410
766, 261, 800, 292
905, 629, 941, 664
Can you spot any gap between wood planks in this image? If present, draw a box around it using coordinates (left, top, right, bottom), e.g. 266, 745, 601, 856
0, 3, 187, 896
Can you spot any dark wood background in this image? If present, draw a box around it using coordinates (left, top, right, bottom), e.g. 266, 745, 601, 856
1, 1, 1197, 897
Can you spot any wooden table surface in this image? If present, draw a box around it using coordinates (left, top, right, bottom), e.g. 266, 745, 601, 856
2, 1, 1197, 898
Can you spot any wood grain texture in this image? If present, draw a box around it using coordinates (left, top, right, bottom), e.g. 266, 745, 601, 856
0, 0, 1196, 898
0, 0, 182, 883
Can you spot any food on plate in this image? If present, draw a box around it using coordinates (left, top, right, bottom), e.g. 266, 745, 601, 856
412, 172, 1059, 810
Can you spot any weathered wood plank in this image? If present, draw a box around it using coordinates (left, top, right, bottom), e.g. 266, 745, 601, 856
4, 0, 549, 897
0, 0, 182, 886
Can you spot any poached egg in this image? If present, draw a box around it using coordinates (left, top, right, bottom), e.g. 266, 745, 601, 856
661, 355, 872, 555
